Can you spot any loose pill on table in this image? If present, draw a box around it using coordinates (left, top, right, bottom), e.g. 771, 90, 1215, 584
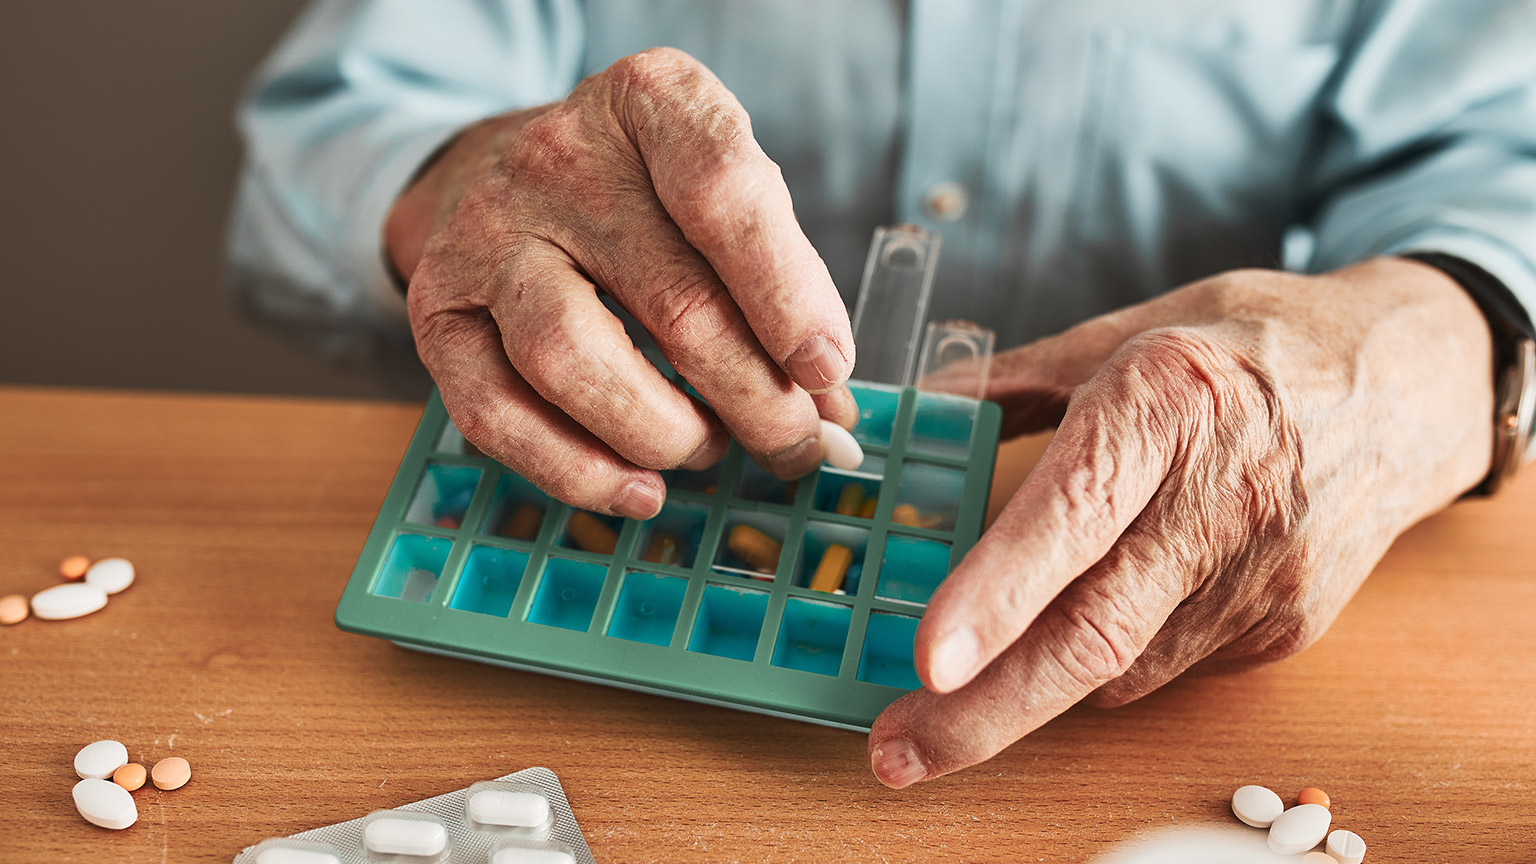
364, 816, 448, 857
810, 544, 853, 593
1301, 853, 1338, 864
467, 789, 551, 828
151, 756, 191, 790
256, 847, 342, 864
73, 778, 138, 830
502, 504, 542, 540
0, 594, 28, 625
1327, 829, 1367, 864
857, 498, 877, 519
642, 533, 680, 566
1268, 803, 1332, 855
32, 583, 109, 620
60, 554, 92, 581
84, 557, 135, 595
112, 763, 147, 792
491, 848, 575, 864
891, 504, 922, 527
75, 740, 129, 780
819, 419, 865, 471
728, 524, 781, 574
1231, 784, 1285, 828
835, 483, 865, 516
567, 512, 618, 556
1298, 786, 1331, 809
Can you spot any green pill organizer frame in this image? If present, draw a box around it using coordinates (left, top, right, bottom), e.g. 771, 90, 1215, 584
336, 381, 1001, 731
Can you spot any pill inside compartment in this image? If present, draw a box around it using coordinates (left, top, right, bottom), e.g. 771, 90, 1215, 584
527, 556, 608, 632
482, 473, 552, 541
795, 521, 870, 595
404, 462, 483, 530
555, 510, 626, 557
812, 453, 885, 520
907, 390, 981, 459
360, 810, 451, 861
607, 571, 688, 647
687, 583, 769, 662
463, 781, 555, 838
857, 611, 922, 689
489, 841, 578, 864
373, 533, 453, 604
874, 533, 954, 606
249, 838, 347, 864
449, 545, 532, 618
892, 460, 966, 532
712, 510, 790, 582
848, 382, 901, 448
771, 597, 853, 676
633, 500, 709, 569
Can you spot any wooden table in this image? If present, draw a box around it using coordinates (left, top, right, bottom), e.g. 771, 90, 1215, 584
1, 386, 1532, 863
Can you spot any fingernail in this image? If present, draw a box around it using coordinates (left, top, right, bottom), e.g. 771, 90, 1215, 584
612, 480, 663, 520
681, 431, 728, 471
871, 738, 927, 788
764, 436, 821, 480
930, 627, 980, 692
786, 335, 848, 394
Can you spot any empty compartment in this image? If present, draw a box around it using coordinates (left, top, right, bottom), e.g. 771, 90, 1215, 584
373, 533, 453, 604
795, 520, 870, 594
527, 556, 607, 632
633, 499, 710, 568
908, 391, 980, 459
404, 462, 483, 530
607, 571, 688, 646
555, 510, 626, 557
771, 597, 852, 676
849, 383, 901, 448
892, 460, 966, 532
858, 612, 922, 689
734, 458, 799, 505
482, 472, 551, 541
812, 453, 886, 519
713, 509, 790, 582
687, 583, 768, 662
449, 545, 531, 617
875, 534, 953, 605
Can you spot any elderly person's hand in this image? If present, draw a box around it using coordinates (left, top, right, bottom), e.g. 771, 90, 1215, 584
868, 257, 1494, 786
386, 48, 856, 519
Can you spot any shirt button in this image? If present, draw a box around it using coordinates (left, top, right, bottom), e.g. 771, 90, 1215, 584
922, 182, 969, 222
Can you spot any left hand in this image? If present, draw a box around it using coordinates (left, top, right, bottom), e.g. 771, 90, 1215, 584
868, 257, 1495, 787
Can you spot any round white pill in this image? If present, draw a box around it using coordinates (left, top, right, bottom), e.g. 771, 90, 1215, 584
31, 583, 108, 621
74, 739, 129, 780
72, 778, 138, 830
468, 790, 551, 828
1231, 784, 1284, 828
491, 848, 576, 864
1268, 803, 1332, 855
255, 846, 342, 864
84, 557, 135, 594
364, 817, 448, 857
1327, 828, 1367, 864
819, 419, 865, 471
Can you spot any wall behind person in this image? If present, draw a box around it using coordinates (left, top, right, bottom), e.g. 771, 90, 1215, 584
0, 1, 430, 399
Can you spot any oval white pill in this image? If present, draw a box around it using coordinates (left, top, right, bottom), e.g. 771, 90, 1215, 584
364, 817, 448, 857
1327, 828, 1367, 864
1268, 803, 1332, 855
85, 557, 135, 594
72, 778, 138, 830
819, 419, 865, 471
491, 848, 576, 864
468, 790, 551, 828
32, 583, 108, 621
74, 739, 129, 780
255, 847, 343, 864
1231, 784, 1284, 828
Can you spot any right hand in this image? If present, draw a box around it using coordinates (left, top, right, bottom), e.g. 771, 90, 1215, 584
386, 47, 857, 519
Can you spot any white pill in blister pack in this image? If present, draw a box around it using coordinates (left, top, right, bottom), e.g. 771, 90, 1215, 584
74, 740, 129, 780
1327, 828, 1368, 864
1268, 803, 1332, 855
73, 778, 138, 830
363, 814, 449, 858
254, 846, 341, 864
1230, 784, 1284, 828
32, 583, 108, 620
492, 847, 577, 864
468, 789, 552, 828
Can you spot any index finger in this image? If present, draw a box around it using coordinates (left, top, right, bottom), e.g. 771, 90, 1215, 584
612, 48, 856, 394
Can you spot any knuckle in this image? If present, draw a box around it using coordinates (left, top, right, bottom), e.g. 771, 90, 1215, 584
605, 47, 686, 96
1046, 603, 1142, 689
505, 109, 584, 177
646, 270, 729, 350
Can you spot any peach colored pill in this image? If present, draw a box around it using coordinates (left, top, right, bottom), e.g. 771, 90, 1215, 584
151, 756, 191, 790
0, 594, 28, 625
434, 515, 461, 530
810, 544, 853, 593
112, 763, 147, 792
728, 525, 781, 574
892, 504, 922, 527
642, 533, 680, 566
567, 512, 617, 556
501, 504, 541, 540
60, 555, 92, 581
1298, 787, 1331, 809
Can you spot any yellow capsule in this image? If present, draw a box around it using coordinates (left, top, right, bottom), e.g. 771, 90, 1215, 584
810, 544, 853, 593
728, 525, 781, 574
891, 504, 922, 527
501, 504, 542, 540
567, 512, 617, 556
642, 533, 680, 566
857, 498, 878, 519
835, 483, 865, 516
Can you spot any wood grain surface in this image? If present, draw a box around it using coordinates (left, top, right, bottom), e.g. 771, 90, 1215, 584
1, 386, 1532, 863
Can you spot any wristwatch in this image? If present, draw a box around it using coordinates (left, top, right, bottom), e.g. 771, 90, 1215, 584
1402, 252, 1536, 495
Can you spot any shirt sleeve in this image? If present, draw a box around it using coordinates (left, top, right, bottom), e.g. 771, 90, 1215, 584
1304, 0, 1536, 323
227, 0, 586, 335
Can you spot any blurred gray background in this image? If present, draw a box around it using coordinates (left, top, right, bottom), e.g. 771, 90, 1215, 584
0, 1, 427, 399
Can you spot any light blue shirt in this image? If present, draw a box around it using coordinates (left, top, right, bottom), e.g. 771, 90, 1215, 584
230, 0, 1536, 351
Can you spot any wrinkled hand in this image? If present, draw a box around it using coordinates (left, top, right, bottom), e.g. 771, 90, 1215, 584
869, 258, 1494, 786
388, 48, 856, 519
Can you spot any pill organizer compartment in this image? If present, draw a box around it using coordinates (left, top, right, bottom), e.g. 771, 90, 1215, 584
812, 453, 885, 518
858, 612, 922, 689
660, 459, 722, 494
894, 459, 966, 532
373, 533, 453, 603
483, 473, 551, 540
607, 571, 688, 647
772, 597, 853, 676
528, 557, 607, 632
404, 462, 482, 528
795, 520, 870, 593
876, 533, 954, 605
908, 390, 982, 459
450, 545, 531, 618
688, 583, 769, 662
733, 457, 799, 505
633, 499, 709, 569
713, 509, 791, 582
553, 510, 626, 556
850, 383, 901, 447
